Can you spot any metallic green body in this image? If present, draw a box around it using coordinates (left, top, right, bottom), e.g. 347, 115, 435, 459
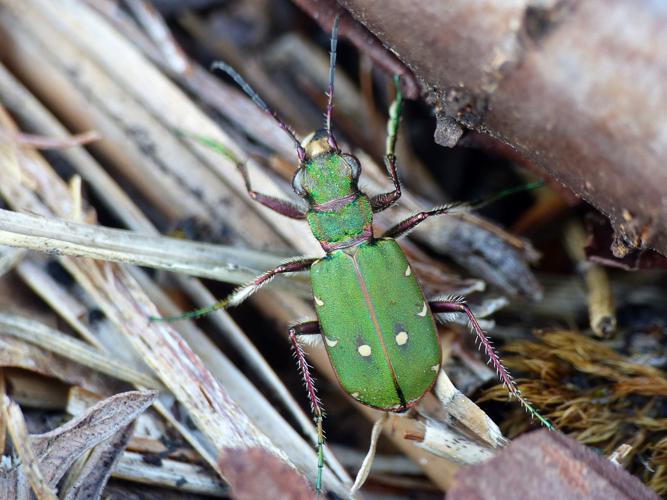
310, 239, 441, 410
307, 195, 372, 248
204, 42, 552, 494
301, 149, 359, 204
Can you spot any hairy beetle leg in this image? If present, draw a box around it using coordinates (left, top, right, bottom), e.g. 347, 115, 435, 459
181, 132, 307, 219
232, 158, 307, 219
381, 204, 462, 240
149, 257, 316, 322
289, 321, 326, 494
370, 154, 402, 213
429, 299, 555, 430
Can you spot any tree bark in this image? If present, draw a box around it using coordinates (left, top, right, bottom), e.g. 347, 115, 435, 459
338, 0, 667, 257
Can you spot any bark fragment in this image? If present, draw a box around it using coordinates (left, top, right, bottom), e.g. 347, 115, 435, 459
338, 0, 667, 256
448, 430, 660, 500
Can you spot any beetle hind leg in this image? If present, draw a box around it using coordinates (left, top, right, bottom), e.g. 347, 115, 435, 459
288, 321, 326, 494
429, 299, 555, 430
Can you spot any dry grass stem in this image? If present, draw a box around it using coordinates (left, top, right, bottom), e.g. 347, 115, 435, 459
2, 396, 58, 500
0, 129, 101, 149
0, 56, 340, 493
113, 451, 227, 496
0, 208, 290, 285
0, 54, 333, 484
0, 313, 161, 389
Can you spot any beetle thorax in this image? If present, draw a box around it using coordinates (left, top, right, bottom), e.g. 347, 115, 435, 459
294, 130, 373, 252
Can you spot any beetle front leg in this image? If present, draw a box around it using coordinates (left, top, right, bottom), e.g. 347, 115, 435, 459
288, 320, 326, 494
183, 132, 307, 219
371, 154, 402, 213
236, 160, 307, 219
429, 298, 555, 430
372, 76, 404, 213
150, 257, 317, 322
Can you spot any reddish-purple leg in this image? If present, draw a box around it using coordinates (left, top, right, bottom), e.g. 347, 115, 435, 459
429, 299, 554, 429
371, 154, 402, 212
380, 203, 463, 239
288, 321, 326, 493
150, 257, 316, 321
236, 161, 307, 219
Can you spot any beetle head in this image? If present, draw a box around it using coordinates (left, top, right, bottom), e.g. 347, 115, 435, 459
292, 129, 361, 204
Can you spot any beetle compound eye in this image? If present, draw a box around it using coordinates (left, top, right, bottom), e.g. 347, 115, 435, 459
342, 154, 361, 180
292, 168, 308, 197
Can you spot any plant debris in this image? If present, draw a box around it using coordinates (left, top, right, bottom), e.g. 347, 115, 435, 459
0, 0, 664, 498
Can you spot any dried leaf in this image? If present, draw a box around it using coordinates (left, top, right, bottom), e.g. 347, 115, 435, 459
60, 422, 135, 500
29, 390, 158, 485
219, 448, 313, 500
449, 430, 660, 500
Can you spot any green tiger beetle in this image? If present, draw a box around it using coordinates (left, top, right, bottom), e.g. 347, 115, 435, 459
152, 16, 553, 495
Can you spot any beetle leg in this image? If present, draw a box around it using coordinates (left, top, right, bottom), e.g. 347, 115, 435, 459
150, 257, 317, 322
429, 299, 555, 430
235, 160, 307, 219
370, 154, 402, 212
380, 203, 461, 239
288, 321, 326, 494
371, 75, 404, 213
380, 179, 545, 237
181, 132, 307, 219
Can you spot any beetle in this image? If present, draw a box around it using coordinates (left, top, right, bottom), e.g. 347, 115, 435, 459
153, 16, 552, 494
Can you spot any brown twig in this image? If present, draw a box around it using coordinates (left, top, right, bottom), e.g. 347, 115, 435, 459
0, 129, 101, 149
564, 220, 617, 337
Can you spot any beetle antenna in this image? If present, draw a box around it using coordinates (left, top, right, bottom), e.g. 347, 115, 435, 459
211, 61, 306, 161
325, 15, 341, 149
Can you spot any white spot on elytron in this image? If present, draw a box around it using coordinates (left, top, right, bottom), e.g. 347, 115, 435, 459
358, 344, 372, 357
417, 302, 428, 317
395, 331, 409, 345
325, 336, 338, 347
431, 364, 440, 372
314, 296, 324, 306
419, 457, 428, 466
351, 392, 360, 398
405, 265, 412, 277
